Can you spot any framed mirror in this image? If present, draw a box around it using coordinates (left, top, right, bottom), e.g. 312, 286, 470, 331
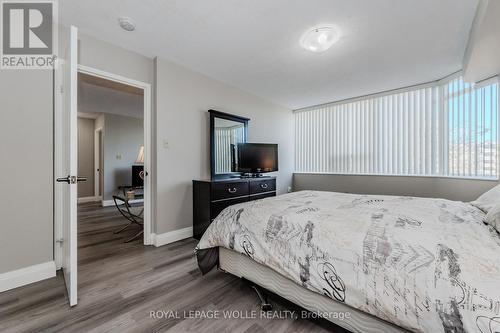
209, 109, 249, 180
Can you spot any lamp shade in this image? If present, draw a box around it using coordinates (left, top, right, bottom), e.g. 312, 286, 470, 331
135, 145, 144, 164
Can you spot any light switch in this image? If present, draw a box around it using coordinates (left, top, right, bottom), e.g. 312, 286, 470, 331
116, 153, 122, 160
163, 139, 170, 149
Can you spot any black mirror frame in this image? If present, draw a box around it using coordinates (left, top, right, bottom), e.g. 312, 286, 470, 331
209, 109, 250, 180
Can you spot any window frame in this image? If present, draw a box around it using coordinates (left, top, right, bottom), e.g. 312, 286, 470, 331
293, 73, 500, 181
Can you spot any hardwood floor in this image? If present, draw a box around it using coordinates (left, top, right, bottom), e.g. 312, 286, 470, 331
0, 203, 347, 333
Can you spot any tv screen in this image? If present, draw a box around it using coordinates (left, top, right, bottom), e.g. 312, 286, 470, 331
237, 143, 278, 173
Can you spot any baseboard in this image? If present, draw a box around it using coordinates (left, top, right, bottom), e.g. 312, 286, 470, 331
0, 261, 56, 293
78, 196, 101, 204
101, 198, 144, 207
152, 227, 193, 247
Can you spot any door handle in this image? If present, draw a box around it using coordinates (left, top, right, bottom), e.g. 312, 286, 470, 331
56, 176, 87, 184
56, 176, 72, 184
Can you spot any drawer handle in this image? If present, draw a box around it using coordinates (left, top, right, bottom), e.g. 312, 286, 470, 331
228, 188, 237, 194
260, 183, 269, 189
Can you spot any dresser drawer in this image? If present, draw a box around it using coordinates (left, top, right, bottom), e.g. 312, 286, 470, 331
249, 179, 276, 194
211, 181, 249, 200
211, 196, 248, 220
250, 191, 276, 201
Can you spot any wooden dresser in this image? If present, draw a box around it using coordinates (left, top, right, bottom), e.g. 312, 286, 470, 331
192, 177, 276, 239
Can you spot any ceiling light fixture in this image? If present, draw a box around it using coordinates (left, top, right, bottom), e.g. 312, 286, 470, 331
300, 26, 339, 52
118, 17, 136, 32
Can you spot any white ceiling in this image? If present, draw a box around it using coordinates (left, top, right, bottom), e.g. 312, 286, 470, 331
78, 77, 144, 119
61, 0, 478, 109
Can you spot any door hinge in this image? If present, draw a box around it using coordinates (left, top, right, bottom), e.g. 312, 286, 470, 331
56, 238, 64, 245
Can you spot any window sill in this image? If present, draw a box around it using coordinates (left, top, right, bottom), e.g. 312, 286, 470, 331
293, 172, 499, 182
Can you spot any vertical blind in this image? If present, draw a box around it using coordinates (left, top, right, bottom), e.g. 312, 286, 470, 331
214, 126, 245, 173
295, 76, 499, 179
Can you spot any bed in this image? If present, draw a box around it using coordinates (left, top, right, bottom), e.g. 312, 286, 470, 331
196, 190, 500, 333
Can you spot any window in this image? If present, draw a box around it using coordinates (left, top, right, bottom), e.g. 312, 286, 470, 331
444, 78, 498, 178
294, 75, 499, 179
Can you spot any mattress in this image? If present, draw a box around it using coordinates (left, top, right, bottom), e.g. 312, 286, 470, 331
197, 190, 500, 333
219, 247, 408, 333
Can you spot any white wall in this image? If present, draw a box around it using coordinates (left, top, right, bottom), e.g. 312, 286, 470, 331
78, 32, 153, 84
293, 173, 499, 202
58, 26, 152, 85
155, 57, 293, 234
0, 70, 53, 274
463, 0, 500, 82
78, 81, 144, 119
77, 117, 95, 198
102, 114, 144, 200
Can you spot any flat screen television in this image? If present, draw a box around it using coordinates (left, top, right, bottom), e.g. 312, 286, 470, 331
237, 143, 278, 174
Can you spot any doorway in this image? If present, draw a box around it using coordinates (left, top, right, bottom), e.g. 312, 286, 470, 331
54, 57, 153, 307
74, 64, 153, 244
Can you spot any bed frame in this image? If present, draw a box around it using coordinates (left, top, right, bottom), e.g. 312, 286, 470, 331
219, 247, 410, 333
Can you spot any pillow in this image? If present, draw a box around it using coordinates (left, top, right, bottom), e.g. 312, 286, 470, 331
471, 184, 500, 213
485, 204, 500, 233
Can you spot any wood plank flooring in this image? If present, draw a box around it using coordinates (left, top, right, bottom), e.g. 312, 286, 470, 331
0, 203, 348, 333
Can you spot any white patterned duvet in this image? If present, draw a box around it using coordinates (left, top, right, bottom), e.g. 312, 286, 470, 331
197, 190, 500, 333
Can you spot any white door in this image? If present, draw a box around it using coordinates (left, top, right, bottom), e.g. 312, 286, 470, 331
55, 26, 79, 306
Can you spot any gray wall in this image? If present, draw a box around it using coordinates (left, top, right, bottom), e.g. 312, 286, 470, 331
74, 30, 152, 202
0, 70, 53, 274
103, 114, 144, 200
78, 32, 153, 84
293, 173, 500, 202
0, 29, 154, 276
77, 118, 95, 198
155, 57, 293, 234
76, 29, 157, 224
